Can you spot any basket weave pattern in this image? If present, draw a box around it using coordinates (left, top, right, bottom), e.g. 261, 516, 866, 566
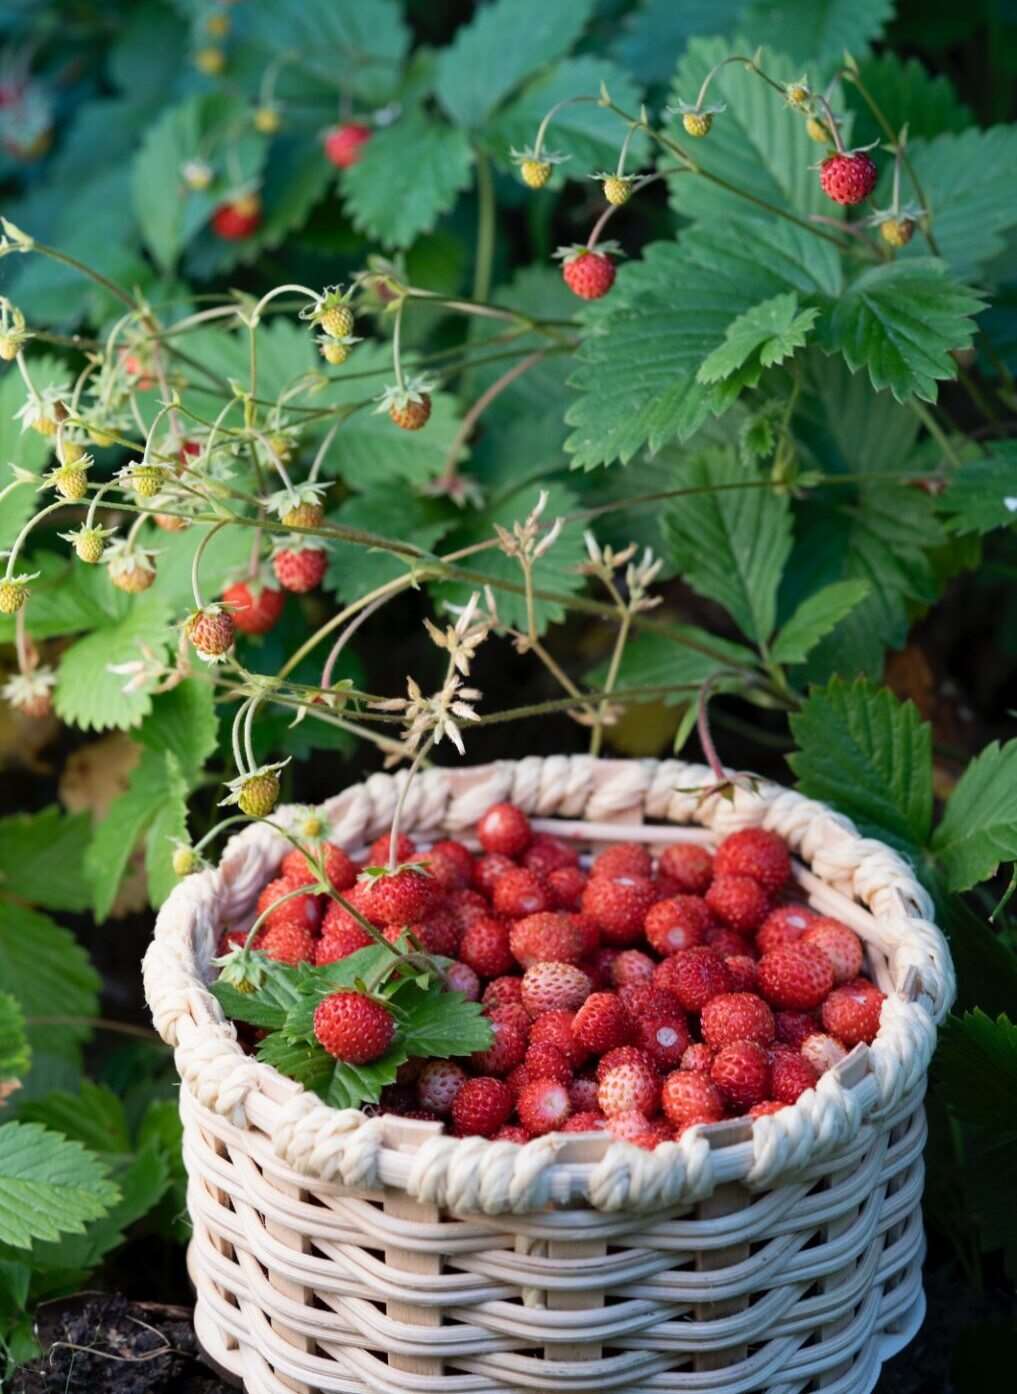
145, 757, 955, 1394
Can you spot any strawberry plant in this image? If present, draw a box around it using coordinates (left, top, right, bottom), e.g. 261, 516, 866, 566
2, 0, 1017, 1383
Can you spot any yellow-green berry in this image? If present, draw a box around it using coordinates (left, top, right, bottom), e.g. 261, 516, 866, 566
0, 334, 20, 361
254, 105, 281, 134
73, 528, 106, 564
320, 339, 349, 365
129, 465, 167, 498
281, 501, 324, 529
194, 46, 225, 75
602, 176, 632, 207
786, 84, 809, 108
320, 304, 354, 338
0, 579, 29, 614
51, 466, 88, 502
805, 116, 829, 144
238, 772, 280, 818
173, 844, 200, 877
520, 160, 551, 189
880, 217, 915, 248
682, 112, 712, 138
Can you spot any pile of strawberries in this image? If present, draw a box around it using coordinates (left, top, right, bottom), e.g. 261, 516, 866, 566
226, 802, 886, 1149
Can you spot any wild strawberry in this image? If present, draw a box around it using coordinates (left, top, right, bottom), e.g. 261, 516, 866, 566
450, 1077, 513, 1137
821, 978, 885, 1045
360, 869, 434, 926
770, 1050, 818, 1105
569, 1077, 600, 1112
389, 393, 432, 431
635, 1014, 691, 1071
706, 874, 770, 932
472, 1012, 528, 1075
581, 875, 656, 945
680, 1043, 714, 1073
682, 111, 713, 137
488, 1001, 531, 1039
801, 918, 864, 983
714, 828, 791, 894
3, 669, 56, 719
521, 961, 591, 1017
259, 920, 316, 966
510, 911, 585, 968
493, 867, 549, 918
444, 961, 481, 1000
704, 925, 754, 957
530, 1010, 588, 1067
494, 1124, 530, 1144
282, 843, 357, 892
617, 984, 680, 1019
107, 542, 157, 593
758, 943, 834, 1010
657, 842, 714, 894
583, 946, 619, 988
256, 877, 321, 933
238, 773, 280, 819
573, 991, 632, 1053
524, 1041, 573, 1087
595, 1045, 657, 1083
518, 1079, 571, 1135
522, 833, 577, 876
605, 1110, 658, 1147
757, 904, 816, 955
315, 923, 373, 965
477, 801, 531, 856
723, 953, 758, 993
368, 831, 416, 865
519, 159, 551, 189
701, 992, 775, 1050
324, 122, 371, 168
446, 888, 490, 932
547, 864, 587, 909
272, 542, 328, 593
223, 578, 285, 635
419, 839, 474, 890
212, 194, 262, 240
563, 1110, 608, 1133
187, 606, 236, 662
662, 1070, 725, 1129
592, 842, 653, 880
601, 174, 633, 206
611, 949, 656, 988
880, 217, 915, 248
774, 1010, 819, 1050
655, 946, 732, 1012
711, 1040, 770, 1110
473, 851, 516, 898
749, 1100, 786, 1118
819, 151, 878, 206
645, 895, 710, 956
801, 1031, 848, 1073
379, 1085, 417, 1115
598, 1060, 660, 1118
559, 247, 616, 300
313, 992, 394, 1063
460, 915, 514, 977
483, 976, 524, 1012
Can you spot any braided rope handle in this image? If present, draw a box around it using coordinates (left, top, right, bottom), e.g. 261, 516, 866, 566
144, 756, 954, 1214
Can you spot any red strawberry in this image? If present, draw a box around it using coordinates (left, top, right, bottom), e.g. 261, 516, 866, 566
524, 1041, 573, 1087
417, 1060, 466, 1114
482, 976, 524, 1012
444, 961, 481, 1000
801, 917, 864, 983
569, 1077, 600, 1112
757, 904, 817, 955
583, 946, 619, 988
591, 841, 652, 880
389, 394, 431, 431
521, 961, 591, 1017
473, 852, 516, 898
724, 954, 758, 992
530, 1010, 588, 1067
758, 943, 834, 1010
488, 1001, 531, 1039
774, 1010, 819, 1050
510, 911, 586, 968
460, 915, 514, 977
711, 1040, 770, 1110
223, 579, 284, 635
661, 1070, 725, 1128
657, 842, 713, 895
477, 801, 531, 856
598, 1060, 660, 1118
368, 831, 416, 865
645, 895, 710, 956
256, 877, 322, 932
770, 1050, 819, 1105
801, 1031, 848, 1073
611, 949, 656, 988
522, 834, 578, 876
472, 1011, 529, 1075
494, 1124, 530, 1144
313, 992, 394, 1063
635, 1013, 691, 1072
617, 983, 681, 1019
282, 844, 357, 892
749, 1100, 786, 1119
493, 867, 548, 918
580, 875, 657, 946
821, 978, 884, 1045
654, 946, 732, 1012
315, 923, 373, 964
680, 1043, 714, 1073
212, 194, 261, 240
259, 921, 316, 965
187, 606, 236, 661
572, 991, 632, 1053
445, 888, 489, 932
272, 544, 327, 593
561, 249, 615, 300
704, 925, 753, 958
700, 992, 775, 1050
360, 869, 434, 927
418, 839, 474, 890
607, 1110, 668, 1148
546, 864, 587, 909
819, 151, 878, 206
714, 828, 790, 893
595, 1045, 657, 1083
505, 1063, 531, 1099
451, 1077, 514, 1137
518, 1079, 571, 1136
324, 121, 372, 168
706, 874, 770, 932
563, 1110, 608, 1133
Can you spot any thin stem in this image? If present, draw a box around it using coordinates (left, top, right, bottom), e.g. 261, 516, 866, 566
4, 498, 67, 577
191, 519, 229, 610
231, 697, 252, 775
696, 682, 727, 782
590, 608, 631, 757
27, 1016, 163, 1043
308, 421, 339, 483
14, 606, 33, 673
250, 428, 295, 494
910, 400, 963, 469
242, 696, 259, 771
20, 240, 136, 309
388, 735, 435, 870
250, 283, 320, 325
532, 95, 596, 159
391, 298, 406, 393
440, 351, 543, 483
321, 595, 388, 690
812, 94, 846, 154
472, 150, 496, 306
843, 72, 940, 256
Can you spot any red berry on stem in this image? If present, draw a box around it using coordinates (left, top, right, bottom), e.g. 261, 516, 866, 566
819, 151, 878, 206
561, 249, 616, 300
212, 194, 262, 240
324, 122, 372, 168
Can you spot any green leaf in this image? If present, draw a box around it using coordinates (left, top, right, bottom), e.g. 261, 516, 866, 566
489, 57, 649, 172
932, 740, 1017, 891
131, 94, 224, 270
325, 1046, 409, 1111
565, 222, 840, 470
697, 292, 819, 390
741, 0, 892, 64
844, 54, 973, 148
343, 109, 474, 250
243, 0, 410, 105
798, 350, 920, 477
144, 754, 190, 910
437, 0, 594, 128
325, 490, 454, 605
0, 995, 30, 1088
54, 592, 173, 732
611, 0, 745, 86
788, 676, 933, 853
398, 987, 492, 1059
587, 628, 757, 704
0, 904, 100, 1067
430, 482, 588, 634
211, 963, 307, 1032
826, 258, 983, 403
771, 580, 871, 665
0, 1122, 118, 1249
0, 807, 91, 913
84, 750, 183, 921
0, 359, 71, 552
255, 135, 334, 253
934, 890, 1017, 1019
17, 1082, 130, 1158
255, 1032, 336, 1095
138, 678, 218, 780
936, 1011, 1017, 1132
938, 449, 1017, 535
661, 449, 792, 645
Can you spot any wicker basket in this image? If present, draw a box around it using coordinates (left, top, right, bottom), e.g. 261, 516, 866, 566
144, 756, 955, 1394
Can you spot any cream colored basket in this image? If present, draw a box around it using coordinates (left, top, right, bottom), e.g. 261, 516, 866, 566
144, 757, 955, 1394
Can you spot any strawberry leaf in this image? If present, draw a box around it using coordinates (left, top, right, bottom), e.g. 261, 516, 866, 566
931, 740, 1017, 892
324, 490, 455, 605
0, 995, 30, 1090
324, 1047, 408, 1111
0, 1122, 119, 1250
0, 807, 91, 913
697, 292, 819, 392
0, 905, 100, 1073
938, 449, 1017, 535
54, 592, 173, 733
844, 53, 973, 147
586, 629, 757, 705
740, 0, 893, 65
397, 986, 492, 1059
138, 678, 218, 782
84, 749, 183, 920
611, 0, 744, 86
936, 1011, 1017, 1131
255, 1033, 337, 1095
770, 580, 872, 667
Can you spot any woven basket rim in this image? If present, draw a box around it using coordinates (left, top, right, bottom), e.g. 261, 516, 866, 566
144, 755, 954, 1214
